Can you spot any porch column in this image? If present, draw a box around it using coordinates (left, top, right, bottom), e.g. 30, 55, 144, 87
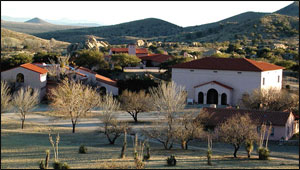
204, 93, 207, 104
218, 94, 221, 105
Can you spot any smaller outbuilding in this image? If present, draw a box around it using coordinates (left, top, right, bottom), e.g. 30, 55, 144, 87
196, 107, 298, 141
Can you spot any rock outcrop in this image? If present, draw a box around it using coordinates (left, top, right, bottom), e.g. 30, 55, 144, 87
67, 36, 109, 54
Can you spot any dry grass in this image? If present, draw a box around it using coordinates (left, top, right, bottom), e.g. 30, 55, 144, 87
1, 114, 299, 169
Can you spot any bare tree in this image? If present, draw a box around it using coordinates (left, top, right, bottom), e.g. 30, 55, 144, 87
99, 93, 129, 144
119, 90, 152, 123
174, 111, 208, 150
241, 87, 299, 112
1, 81, 12, 113
50, 78, 100, 133
217, 114, 259, 158
144, 81, 187, 150
12, 86, 39, 129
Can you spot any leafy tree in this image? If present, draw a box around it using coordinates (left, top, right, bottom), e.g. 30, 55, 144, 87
33, 51, 59, 63
111, 53, 141, 71
117, 75, 159, 93
217, 114, 259, 158
119, 90, 152, 123
50, 78, 100, 133
12, 87, 39, 129
275, 60, 297, 70
226, 43, 241, 53
1, 53, 33, 71
74, 49, 108, 70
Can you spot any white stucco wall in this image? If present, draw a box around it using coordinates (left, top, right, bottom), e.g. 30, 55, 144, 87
261, 69, 283, 89
194, 82, 232, 105
172, 68, 263, 106
96, 81, 118, 96
1, 67, 47, 101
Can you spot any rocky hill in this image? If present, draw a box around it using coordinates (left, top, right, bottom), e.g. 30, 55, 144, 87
275, 1, 299, 17
25, 17, 51, 24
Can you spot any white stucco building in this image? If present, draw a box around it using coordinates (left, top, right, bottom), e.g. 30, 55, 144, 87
1, 63, 48, 101
172, 57, 285, 106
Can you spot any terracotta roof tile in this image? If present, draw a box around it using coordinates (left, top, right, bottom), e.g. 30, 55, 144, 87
136, 48, 148, 54
95, 74, 117, 87
194, 81, 233, 90
139, 54, 173, 63
78, 67, 97, 74
172, 57, 285, 72
197, 107, 292, 126
111, 48, 148, 54
20, 63, 48, 74
111, 48, 128, 53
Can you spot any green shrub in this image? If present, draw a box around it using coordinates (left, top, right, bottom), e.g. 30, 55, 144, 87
166, 155, 176, 166
79, 145, 88, 154
207, 149, 212, 165
53, 161, 70, 169
258, 147, 270, 160
39, 160, 46, 169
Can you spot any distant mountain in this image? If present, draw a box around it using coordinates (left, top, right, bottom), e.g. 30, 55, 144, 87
275, 1, 299, 17
34, 18, 183, 43
25, 17, 51, 24
1, 20, 85, 34
1, 16, 31, 22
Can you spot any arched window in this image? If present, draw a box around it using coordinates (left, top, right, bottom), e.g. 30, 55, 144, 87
198, 92, 204, 104
221, 93, 227, 105
16, 73, 24, 83
99, 86, 107, 96
207, 89, 218, 105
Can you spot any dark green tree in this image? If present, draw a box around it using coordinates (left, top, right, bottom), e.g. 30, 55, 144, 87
111, 53, 141, 71
74, 49, 108, 70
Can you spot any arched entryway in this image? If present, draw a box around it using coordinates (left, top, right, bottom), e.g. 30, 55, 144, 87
16, 73, 24, 83
221, 93, 227, 105
198, 92, 204, 104
207, 89, 218, 105
99, 86, 107, 96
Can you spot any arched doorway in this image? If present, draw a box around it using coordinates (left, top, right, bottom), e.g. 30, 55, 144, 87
99, 86, 107, 96
198, 92, 204, 104
16, 73, 24, 83
207, 89, 218, 105
221, 93, 227, 105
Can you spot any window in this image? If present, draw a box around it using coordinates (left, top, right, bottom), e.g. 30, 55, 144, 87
237, 72, 242, 74
271, 127, 274, 136
263, 78, 265, 85
16, 73, 24, 83
190, 70, 194, 72
278, 76, 280, 83
213, 71, 218, 73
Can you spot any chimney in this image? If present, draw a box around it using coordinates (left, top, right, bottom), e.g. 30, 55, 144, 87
128, 44, 136, 56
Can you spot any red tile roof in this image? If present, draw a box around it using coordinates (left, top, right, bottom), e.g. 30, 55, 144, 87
197, 107, 292, 126
172, 57, 285, 72
78, 67, 97, 74
139, 54, 173, 63
20, 63, 48, 74
95, 74, 117, 87
194, 81, 233, 90
136, 48, 148, 54
111, 48, 148, 54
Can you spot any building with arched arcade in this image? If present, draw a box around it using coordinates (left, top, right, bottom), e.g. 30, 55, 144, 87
172, 57, 285, 106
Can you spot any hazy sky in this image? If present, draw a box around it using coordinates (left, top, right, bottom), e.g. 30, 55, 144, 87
1, 1, 293, 27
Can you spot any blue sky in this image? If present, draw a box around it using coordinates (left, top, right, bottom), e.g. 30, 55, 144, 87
1, 1, 293, 27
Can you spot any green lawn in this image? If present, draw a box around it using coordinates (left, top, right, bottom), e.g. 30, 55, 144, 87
1, 115, 299, 169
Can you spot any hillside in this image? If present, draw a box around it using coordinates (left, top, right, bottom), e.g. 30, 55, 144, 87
1, 28, 70, 52
33, 18, 183, 44
275, 1, 299, 17
25, 17, 51, 24
1, 20, 85, 34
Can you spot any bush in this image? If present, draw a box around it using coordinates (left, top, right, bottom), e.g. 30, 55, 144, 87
79, 145, 88, 154
39, 160, 46, 169
258, 147, 270, 160
53, 161, 70, 169
166, 155, 176, 166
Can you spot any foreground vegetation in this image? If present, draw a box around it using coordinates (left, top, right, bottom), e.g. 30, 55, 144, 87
1, 113, 299, 169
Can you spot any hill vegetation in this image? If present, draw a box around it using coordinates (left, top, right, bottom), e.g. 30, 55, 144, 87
1, 20, 84, 34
